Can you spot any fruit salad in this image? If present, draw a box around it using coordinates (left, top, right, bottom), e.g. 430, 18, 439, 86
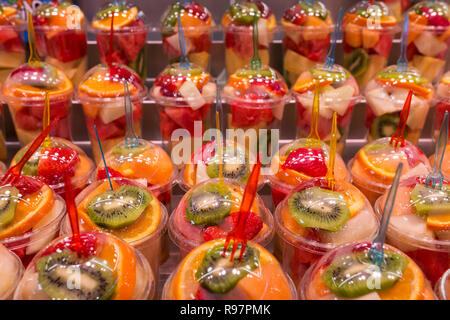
77, 63, 146, 164
163, 239, 296, 300
435, 269, 450, 300
407, 1, 450, 82
343, 0, 398, 88
434, 71, 450, 140
365, 65, 434, 143
14, 231, 154, 300
299, 242, 435, 300
151, 63, 216, 153
1, 62, 73, 146
94, 139, 175, 206
0, 175, 66, 266
293, 64, 360, 153
10, 137, 94, 196
0, 6, 25, 82
92, 0, 148, 80
349, 137, 431, 204
0, 244, 23, 300
375, 164, 450, 285
281, 0, 333, 86
161, 1, 215, 69
274, 177, 378, 286
268, 139, 350, 207
169, 178, 274, 258
61, 178, 167, 282
33, 1, 87, 85
222, 1, 276, 74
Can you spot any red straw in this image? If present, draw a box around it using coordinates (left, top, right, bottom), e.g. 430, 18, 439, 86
106, 14, 115, 69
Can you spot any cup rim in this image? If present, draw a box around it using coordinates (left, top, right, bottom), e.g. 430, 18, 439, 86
0, 249, 24, 300
33, 23, 87, 33
133, 247, 155, 300
221, 89, 291, 108
1, 88, 73, 104
77, 85, 147, 105
89, 22, 149, 34
150, 86, 215, 106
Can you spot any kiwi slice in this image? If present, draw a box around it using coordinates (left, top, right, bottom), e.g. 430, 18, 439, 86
410, 184, 450, 217
111, 144, 148, 157
195, 243, 259, 294
229, 2, 260, 25
288, 187, 351, 232
14, 148, 38, 176
321, 251, 408, 298
185, 183, 232, 226
206, 148, 251, 183
96, 3, 126, 20
236, 69, 274, 78
37, 249, 116, 300
0, 186, 19, 228
370, 113, 405, 139
166, 66, 203, 77
343, 48, 369, 78
87, 185, 151, 229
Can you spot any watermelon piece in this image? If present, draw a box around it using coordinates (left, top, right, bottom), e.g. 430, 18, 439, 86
14, 108, 41, 131
372, 32, 393, 58
46, 30, 87, 63
115, 19, 147, 62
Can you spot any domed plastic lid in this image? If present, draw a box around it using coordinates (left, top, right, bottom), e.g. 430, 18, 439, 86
33, 1, 85, 29
282, 0, 332, 26
343, 0, 397, 29
1, 62, 73, 101
164, 239, 296, 300
0, 244, 23, 299
0, 6, 25, 28
161, 1, 214, 36
300, 242, 426, 300
151, 62, 216, 107
437, 71, 450, 98
92, 0, 147, 31
436, 269, 450, 300
77, 62, 145, 101
408, 1, 450, 30
15, 231, 152, 300
223, 1, 274, 26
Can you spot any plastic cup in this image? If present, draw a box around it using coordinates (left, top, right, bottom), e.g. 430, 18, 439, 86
162, 239, 297, 300
298, 242, 435, 300
435, 269, 450, 300
1, 62, 73, 146
0, 244, 23, 300
382, 0, 410, 20
407, 1, 450, 82
274, 177, 379, 286
268, 139, 351, 208
433, 72, 450, 141
77, 63, 146, 164
169, 178, 274, 259
14, 232, 154, 300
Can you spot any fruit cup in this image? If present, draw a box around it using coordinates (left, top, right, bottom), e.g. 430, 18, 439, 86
293, 63, 360, 153
342, 1, 399, 88
77, 63, 146, 164
0, 244, 23, 300
274, 177, 378, 286
1, 62, 73, 146
60, 177, 168, 283
349, 138, 431, 205
162, 239, 297, 300
0, 6, 25, 83
92, 0, 148, 81
299, 241, 435, 300
434, 71, 450, 141
435, 269, 450, 300
407, 1, 450, 82
281, 0, 334, 86
10, 137, 95, 197
151, 63, 216, 155
0, 176, 67, 267
375, 165, 450, 285
268, 139, 351, 208
33, 1, 88, 85
169, 178, 274, 258
14, 231, 154, 300
222, 1, 276, 74
161, 1, 215, 70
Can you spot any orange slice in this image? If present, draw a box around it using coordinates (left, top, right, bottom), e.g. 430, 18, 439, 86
92, 6, 138, 31
442, 77, 450, 86
0, 185, 55, 239
426, 213, 450, 230
229, 185, 259, 214
334, 180, 365, 217
293, 78, 332, 94
374, 78, 432, 99
357, 147, 401, 182
228, 74, 251, 92
305, 266, 333, 299
0, 7, 17, 23
6, 73, 72, 98
281, 205, 310, 238
343, 13, 397, 28
78, 70, 137, 98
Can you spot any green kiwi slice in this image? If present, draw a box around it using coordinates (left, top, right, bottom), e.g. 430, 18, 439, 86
229, 2, 260, 25
410, 184, 450, 217
111, 144, 148, 157
14, 148, 39, 176
0, 186, 19, 228
343, 48, 369, 78
206, 147, 251, 183
370, 113, 405, 139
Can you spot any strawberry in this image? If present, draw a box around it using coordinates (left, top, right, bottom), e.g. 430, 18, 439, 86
282, 147, 328, 177
159, 109, 180, 140
11, 176, 44, 196
114, 19, 147, 62
203, 226, 227, 241
37, 147, 80, 185
96, 167, 125, 180
283, 4, 307, 25
407, 249, 449, 285
184, 2, 210, 22
191, 140, 215, 164
228, 211, 263, 240
39, 232, 98, 258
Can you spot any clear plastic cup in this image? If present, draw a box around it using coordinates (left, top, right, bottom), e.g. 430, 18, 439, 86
10, 137, 95, 197
274, 177, 379, 286
0, 178, 66, 267
342, 1, 399, 88
14, 231, 154, 300
222, 1, 276, 74
151, 63, 215, 155
33, 2, 88, 85
60, 177, 168, 283
429, 144, 450, 177
381, 0, 409, 21
91, 1, 148, 81
348, 137, 431, 205
77, 62, 146, 164
1, 62, 73, 146
169, 178, 274, 258
0, 244, 23, 300
0, 105, 7, 162
161, 1, 215, 70
281, 0, 334, 86
364, 65, 434, 144
293, 64, 360, 154
268, 139, 351, 207
407, 1, 450, 82
433, 71, 450, 141
435, 269, 450, 300
162, 239, 297, 300
299, 242, 435, 300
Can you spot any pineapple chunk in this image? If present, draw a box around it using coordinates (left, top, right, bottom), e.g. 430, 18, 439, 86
179, 80, 205, 110
414, 31, 448, 57
283, 49, 316, 76
322, 85, 355, 116
0, 51, 24, 68
165, 32, 194, 55
188, 52, 210, 69
412, 55, 446, 82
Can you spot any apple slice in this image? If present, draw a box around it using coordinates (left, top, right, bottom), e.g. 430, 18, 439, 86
366, 87, 399, 116
165, 32, 194, 56
257, 19, 270, 47
99, 100, 129, 124
179, 80, 206, 110
322, 85, 355, 116
414, 31, 448, 57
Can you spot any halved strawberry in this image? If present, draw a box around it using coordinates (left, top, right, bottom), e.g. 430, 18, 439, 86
229, 211, 263, 240
37, 147, 80, 185
282, 147, 328, 177
203, 226, 227, 242
11, 176, 44, 196
96, 167, 125, 180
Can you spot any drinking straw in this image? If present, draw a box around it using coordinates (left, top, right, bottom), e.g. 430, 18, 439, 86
426, 111, 449, 189
177, 15, 190, 68
94, 125, 113, 191
326, 112, 338, 191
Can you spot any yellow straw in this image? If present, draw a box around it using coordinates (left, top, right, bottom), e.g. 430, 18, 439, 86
27, 12, 40, 67
42, 92, 51, 148
216, 111, 223, 185
306, 80, 321, 148
326, 112, 337, 191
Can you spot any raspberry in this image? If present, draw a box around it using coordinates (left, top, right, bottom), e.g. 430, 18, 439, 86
229, 211, 263, 240
282, 147, 328, 177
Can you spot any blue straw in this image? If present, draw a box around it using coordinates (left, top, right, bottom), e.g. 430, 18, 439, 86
426, 111, 449, 189
123, 80, 139, 148
305, 0, 314, 6
397, 13, 409, 73
94, 125, 114, 191
325, 8, 343, 70
177, 15, 190, 68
